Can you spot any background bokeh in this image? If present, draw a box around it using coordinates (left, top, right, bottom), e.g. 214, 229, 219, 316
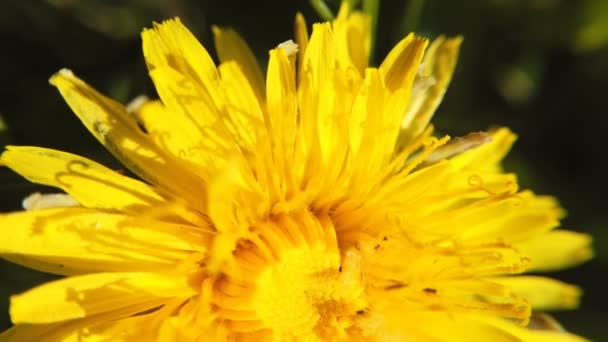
0, 0, 606, 339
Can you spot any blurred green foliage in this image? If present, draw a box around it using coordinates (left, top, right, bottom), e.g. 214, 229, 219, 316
0, 0, 606, 339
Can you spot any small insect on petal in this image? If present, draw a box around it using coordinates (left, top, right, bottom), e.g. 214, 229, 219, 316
126, 95, 150, 114
422, 131, 492, 166
22, 192, 80, 211
277, 40, 299, 57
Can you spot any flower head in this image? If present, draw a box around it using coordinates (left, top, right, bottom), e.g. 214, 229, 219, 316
0, 3, 592, 341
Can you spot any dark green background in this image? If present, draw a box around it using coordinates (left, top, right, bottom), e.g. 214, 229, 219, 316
0, 0, 606, 339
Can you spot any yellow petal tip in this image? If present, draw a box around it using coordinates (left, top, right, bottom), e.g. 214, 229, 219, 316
48, 68, 74, 86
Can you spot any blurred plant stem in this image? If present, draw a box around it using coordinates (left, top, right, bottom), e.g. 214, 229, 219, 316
308, 0, 379, 63
362, 0, 380, 63
400, 0, 425, 34
309, 0, 335, 20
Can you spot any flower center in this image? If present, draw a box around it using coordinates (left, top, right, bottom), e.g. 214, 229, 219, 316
211, 210, 366, 341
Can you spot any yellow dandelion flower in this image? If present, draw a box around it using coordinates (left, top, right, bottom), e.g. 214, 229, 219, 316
0, 3, 593, 341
